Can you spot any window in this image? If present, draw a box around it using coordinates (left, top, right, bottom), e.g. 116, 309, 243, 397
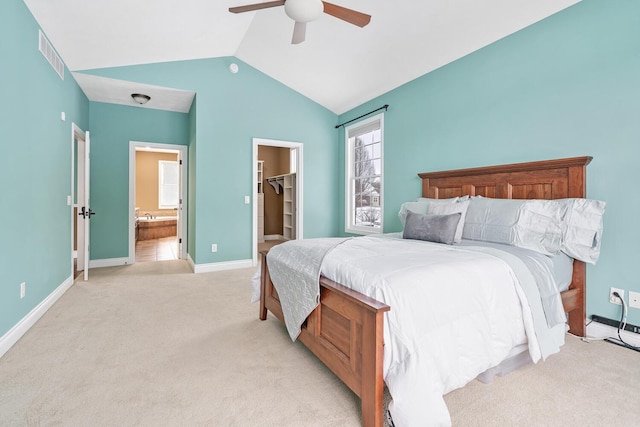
345, 114, 383, 234
158, 160, 179, 209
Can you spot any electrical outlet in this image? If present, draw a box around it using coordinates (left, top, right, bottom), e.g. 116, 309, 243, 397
629, 291, 640, 309
20, 282, 25, 299
610, 287, 624, 305
211, 244, 218, 253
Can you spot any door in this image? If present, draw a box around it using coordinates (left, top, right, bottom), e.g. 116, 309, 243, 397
79, 132, 93, 280
76, 132, 85, 277
177, 155, 184, 257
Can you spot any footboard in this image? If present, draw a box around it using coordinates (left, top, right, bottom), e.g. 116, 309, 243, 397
260, 252, 390, 427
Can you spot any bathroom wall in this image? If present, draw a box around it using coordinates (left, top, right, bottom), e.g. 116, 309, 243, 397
135, 150, 179, 216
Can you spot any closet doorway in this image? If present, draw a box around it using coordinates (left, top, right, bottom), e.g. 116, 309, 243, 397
252, 138, 303, 266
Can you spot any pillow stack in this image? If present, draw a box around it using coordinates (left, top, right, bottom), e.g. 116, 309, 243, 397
398, 195, 606, 264
461, 197, 566, 256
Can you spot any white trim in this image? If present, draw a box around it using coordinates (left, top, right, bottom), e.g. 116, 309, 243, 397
0, 276, 73, 359
264, 234, 285, 241
187, 253, 196, 272
586, 321, 640, 348
252, 138, 304, 267
344, 113, 384, 235
89, 257, 131, 268
192, 259, 254, 274
129, 141, 188, 264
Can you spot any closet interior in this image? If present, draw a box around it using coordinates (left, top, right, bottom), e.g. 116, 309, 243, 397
257, 146, 296, 244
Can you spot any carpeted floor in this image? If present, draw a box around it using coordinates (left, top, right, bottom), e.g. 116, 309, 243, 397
0, 260, 638, 426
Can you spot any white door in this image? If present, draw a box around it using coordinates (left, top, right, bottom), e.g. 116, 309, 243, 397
76, 133, 86, 276
177, 155, 184, 258
80, 132, 93, 280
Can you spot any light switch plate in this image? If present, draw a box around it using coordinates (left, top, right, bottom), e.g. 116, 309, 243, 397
629, 291, 640, 309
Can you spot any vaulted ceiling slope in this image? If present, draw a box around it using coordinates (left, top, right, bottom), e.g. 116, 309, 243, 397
23, 0, 581, 114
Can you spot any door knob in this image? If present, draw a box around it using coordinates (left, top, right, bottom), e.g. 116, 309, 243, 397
78, 207, 96, 218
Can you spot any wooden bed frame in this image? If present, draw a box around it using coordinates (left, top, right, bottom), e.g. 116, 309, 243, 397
260, 156, 592, 427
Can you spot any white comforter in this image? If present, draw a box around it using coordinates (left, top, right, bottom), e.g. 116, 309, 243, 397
267, 234, 566, 426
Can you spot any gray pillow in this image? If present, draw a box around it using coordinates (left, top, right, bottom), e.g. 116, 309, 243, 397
402, 212, 462, 245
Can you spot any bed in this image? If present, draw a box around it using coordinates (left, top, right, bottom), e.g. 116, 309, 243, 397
259, 156, 593, 426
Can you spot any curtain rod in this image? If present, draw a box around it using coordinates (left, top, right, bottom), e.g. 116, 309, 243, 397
335, 104, 389, 129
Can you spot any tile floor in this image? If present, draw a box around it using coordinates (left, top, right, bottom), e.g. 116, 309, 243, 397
135, 236, 179, 262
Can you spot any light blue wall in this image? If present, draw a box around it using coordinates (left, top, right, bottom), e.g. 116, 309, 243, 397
0, 0, 89, 337
80, 58, 339, 264
338, 0, 640, 325
88, 103, 190, 260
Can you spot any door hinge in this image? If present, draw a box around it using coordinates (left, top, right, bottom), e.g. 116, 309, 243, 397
179, 159, 183, 165
179, 238, 182, 244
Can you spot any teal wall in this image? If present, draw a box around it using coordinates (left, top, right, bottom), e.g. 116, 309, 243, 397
338, 0, 640, 325
81, 58, 339, 264
0, 0, 89, 337
88, 103, 190, 260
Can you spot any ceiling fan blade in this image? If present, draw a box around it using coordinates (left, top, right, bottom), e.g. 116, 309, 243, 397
229, 0, 285, 14
322, 2, 371, 27
291, 21, 306, 44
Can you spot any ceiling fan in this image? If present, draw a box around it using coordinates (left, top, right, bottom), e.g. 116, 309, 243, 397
229, 0, 371, 44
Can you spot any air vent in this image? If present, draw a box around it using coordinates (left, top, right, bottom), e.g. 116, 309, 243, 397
38, 30, 64, 80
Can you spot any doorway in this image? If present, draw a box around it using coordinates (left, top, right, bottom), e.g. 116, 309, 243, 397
71, 124, 90, 281
129, 141, 188, 264
252, 138, 303, 266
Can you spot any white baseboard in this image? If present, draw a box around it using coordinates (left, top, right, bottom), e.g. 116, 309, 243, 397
89, 257, 132, 268
0, 275, 74, 359
586, 321, 640, 348
191, 258, 253, 274
187, 253, 196, 272
264, 235, 284, 241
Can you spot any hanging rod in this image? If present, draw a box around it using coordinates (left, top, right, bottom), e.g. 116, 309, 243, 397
335, 104, 389, 129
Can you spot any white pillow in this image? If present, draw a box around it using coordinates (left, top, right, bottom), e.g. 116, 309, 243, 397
559, 198, 606, 264
427, 199, 470, 243
398, 197, 460, 226
462, 196, 565, 255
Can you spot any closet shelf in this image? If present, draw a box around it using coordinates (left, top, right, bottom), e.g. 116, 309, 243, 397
266, 173, 294, 195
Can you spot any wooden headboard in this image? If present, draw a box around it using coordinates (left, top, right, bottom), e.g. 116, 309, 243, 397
418, 156, 593, 337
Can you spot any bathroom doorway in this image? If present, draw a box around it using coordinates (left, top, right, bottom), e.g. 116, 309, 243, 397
128, 141, 188, 264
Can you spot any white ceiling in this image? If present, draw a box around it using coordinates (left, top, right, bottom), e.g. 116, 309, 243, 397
23, 0, 580, 114
73, 73, 196, 113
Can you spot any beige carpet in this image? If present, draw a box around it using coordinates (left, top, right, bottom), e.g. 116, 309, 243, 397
0, 261, 638, 426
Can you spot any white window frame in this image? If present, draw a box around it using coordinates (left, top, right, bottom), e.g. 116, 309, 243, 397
344, 113, 384, 235
158, 160, 179, 209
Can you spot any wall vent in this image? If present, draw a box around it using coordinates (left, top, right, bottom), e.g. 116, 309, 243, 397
38, 30, 64, 80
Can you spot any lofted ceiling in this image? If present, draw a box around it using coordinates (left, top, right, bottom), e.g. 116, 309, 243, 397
23, 0, 580, 114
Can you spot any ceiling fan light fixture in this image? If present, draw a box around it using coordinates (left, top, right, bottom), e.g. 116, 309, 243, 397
284, 0, 323, 22
131, 93, 151, 104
